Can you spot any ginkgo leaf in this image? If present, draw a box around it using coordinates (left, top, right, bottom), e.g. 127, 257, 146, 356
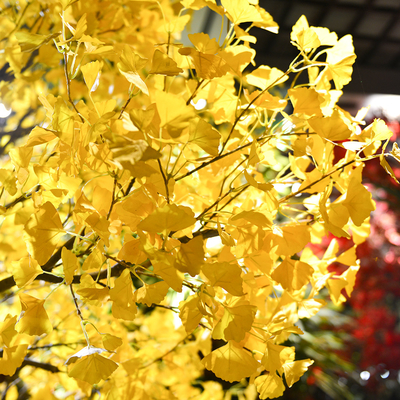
221, 0, 263, 25
24, 201, 65, 265
261, 342, 294, 373
138, 203, 196, 235
188, 32, 220, 54
202, 262, 244, 296
342, 179, 375, 226
149, 49, 183, 76
282, 359, 314, 387
109, 269, 137, 320
298, 298, 326, 319
326, 35, 356, 90
175, 235, 205, 276
0, 315, 18, 347
213, 302, 256, 342
15, 31, 60, 52
135, 281, 170, 306
308, 109, 352, 141
85, 213, 110, 246
202, 341, 259, 382
62, 248, 79, 285
189, 118, 221, 156
0, 169, 17, 196
52, 97, 75, 146
65, 346, 109, 365
102, 334, 123, 351
288, 87, 323, 116
267, 225, 310, 256
246, 66, 288, 90
155, 90, 196, 137
179, 295, 203, 333
391, 142, 400, 162
153, 261, 184, 292
81, 60, 103, 92
16, 293, 53, 336
271, 258, 314, 291
118, 46, 148, 95
0, 344, 29, 376
255, 372, 286, 399
179, 47, 230, 80
118, 238, 148, 265
68, 352, 118, 385
82, 246, 105, 271
11, 257, 42, 288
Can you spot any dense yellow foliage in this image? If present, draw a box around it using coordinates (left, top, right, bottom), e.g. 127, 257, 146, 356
0, 0, 396, 398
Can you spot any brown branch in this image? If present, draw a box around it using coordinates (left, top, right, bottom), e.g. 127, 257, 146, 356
21, 358, 61, 374
157, 159, 170, 203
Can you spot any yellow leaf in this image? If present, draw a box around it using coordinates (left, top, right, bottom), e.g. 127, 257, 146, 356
109, 269, 137, 320
221, 0, 263, 25
81, 60, 103, 92
76, 275, 110, 304
202, 341, 259, 382
138, 203, 196, 235
24, 202, 65, 265
213, 302, 256, 342
0, 315, 18, 347
149, 49, 183, 76
288, 87, 323, 117
175, 235, 205, 276
52, 97, 76, 146
0, 169, 17, 196
341, 265, 359, 297
15, 31, 60, 53
246, 66, 288, 90
298, 299, 326, 319
82, 245, 105, 271
188, 32, 220, 54
267, 225, 310, 256
308, 110, 352, 141
202, 262, 244, 296
326, 35, 356, 89
282, 359, 314, 387
118, 45, 148, 95
261, 342, 294, 373
255, 372, 286, 399
189, 118, 221, 156
16, 294, 53, 336
179, 295, 203, 333
219, 45, 256, 75
253, 7, 279, 33
68, 352, 118, 385
153, 261, 184, 292
135, 281, 170, 306
342, 180, 375, 226
11, 257, 42, 288
0, 344, 29, 376
9, 146, 33, 169
155, 90, 195, 137
118, 238, 148, 265
62, 248, 79, 285
102, 334, 123, 351
391, 142, 400, 162
179, 47, 230, 80
85, 213, 110, 246
271, 258, 314, 291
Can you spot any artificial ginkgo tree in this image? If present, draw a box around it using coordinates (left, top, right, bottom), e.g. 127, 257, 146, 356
0, 0, 398, 399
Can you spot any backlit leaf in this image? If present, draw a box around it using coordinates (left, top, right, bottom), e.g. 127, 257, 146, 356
202, 341, 259, 382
